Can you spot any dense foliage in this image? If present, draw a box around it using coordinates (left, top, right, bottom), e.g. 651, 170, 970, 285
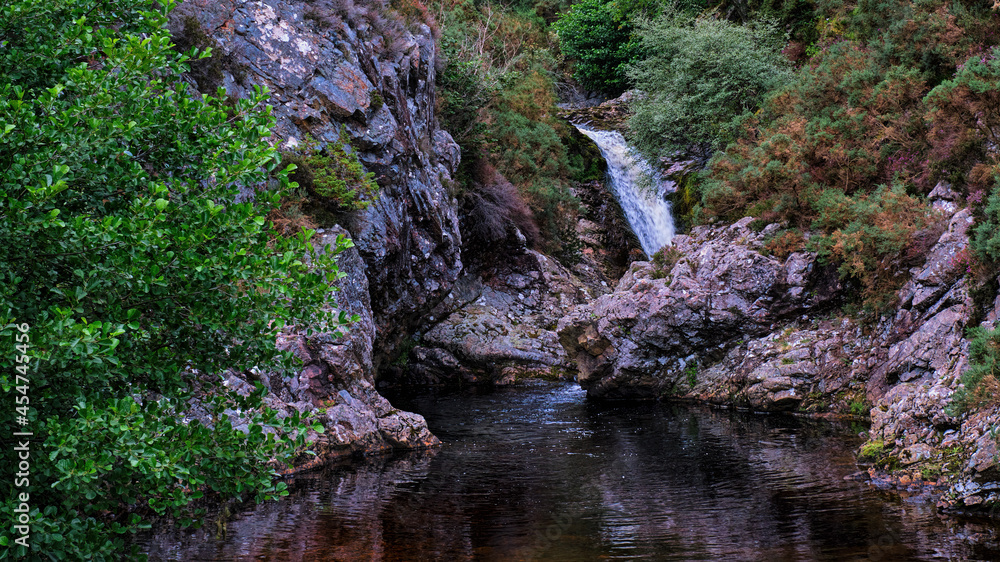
552, 0, 645, 94
658, 0, 1000, 318
433, 0, 587, 263
0, 0, 347, 557
627, 10, 792, 160
553, 0, 722, 95
925, 46, 1000, 264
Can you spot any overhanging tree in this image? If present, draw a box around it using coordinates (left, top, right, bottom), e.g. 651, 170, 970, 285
0, 0, 349, 558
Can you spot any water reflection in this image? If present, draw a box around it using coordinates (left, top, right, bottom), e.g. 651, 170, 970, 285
142, 383, 999, 561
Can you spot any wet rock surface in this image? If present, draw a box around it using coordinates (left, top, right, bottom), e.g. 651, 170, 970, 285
389, 250, 609, 386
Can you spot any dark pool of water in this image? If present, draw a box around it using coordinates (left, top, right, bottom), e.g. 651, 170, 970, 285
142, 382, 1000, 561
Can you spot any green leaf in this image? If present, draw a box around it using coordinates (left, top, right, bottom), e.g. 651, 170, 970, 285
0, 0, 347, 555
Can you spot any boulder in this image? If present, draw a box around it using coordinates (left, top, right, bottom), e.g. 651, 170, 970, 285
397, 250, 600, 385
558, 218, 833, 400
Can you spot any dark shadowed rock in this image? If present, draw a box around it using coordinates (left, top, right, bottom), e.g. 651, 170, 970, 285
395, 250, 603, 386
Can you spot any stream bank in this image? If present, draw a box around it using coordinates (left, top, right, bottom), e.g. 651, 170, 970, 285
139, 383, 1000, 560
552, 89, 1000, 517
557, 190, 1000, 511
173, 0, 641, 469
172, 0, 1000, 529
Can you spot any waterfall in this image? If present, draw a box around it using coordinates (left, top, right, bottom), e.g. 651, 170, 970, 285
575, 125, 675, 257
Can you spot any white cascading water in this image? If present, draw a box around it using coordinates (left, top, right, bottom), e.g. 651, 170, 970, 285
575, 125, 674, 256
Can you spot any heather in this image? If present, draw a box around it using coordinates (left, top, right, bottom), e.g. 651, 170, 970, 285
658, 0, 1000, 318
433, 0, 592, 263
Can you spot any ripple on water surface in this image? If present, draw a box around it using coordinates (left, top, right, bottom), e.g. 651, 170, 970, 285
140, 382, 1000, 561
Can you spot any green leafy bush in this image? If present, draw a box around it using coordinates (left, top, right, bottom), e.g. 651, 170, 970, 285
170, 15, 243, 93
949, 326, 1000, 413
0, 0, 349, 557
697, 0, 1000, 222
685, 361, 698, 387
753, 0, 819, 47
553, 0, 646, 94
819, 0, 991, 86
283, 129, 380, 213
627, 11, 793, 160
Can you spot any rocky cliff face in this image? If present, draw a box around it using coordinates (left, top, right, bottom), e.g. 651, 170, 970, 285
171, 0, 462, 345
558, 186, 1000, 509
171, 0, 461, 462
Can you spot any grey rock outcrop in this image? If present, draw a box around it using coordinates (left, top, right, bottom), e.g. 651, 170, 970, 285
558, 203, 1000, 509
395, 250, 607, 385
557, 218, 838, 400
172, 0, 459, 462
558, 210, 974, 407
170, 0, 463, 354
